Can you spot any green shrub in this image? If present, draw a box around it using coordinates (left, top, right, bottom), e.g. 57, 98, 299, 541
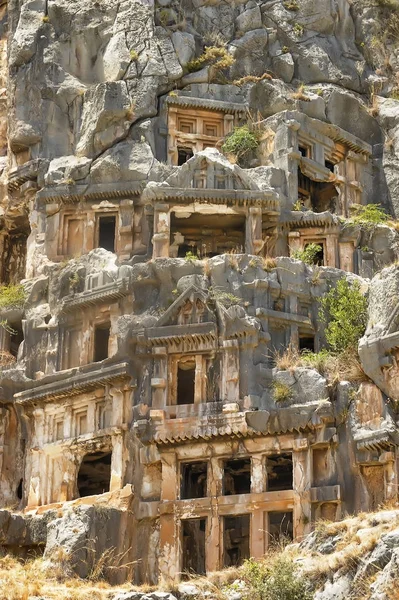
0, 284, 25, 310
209, 286, 242, 307
242, 556, 312, 600
184, 251, 199, 262
319, 278, 368, 352
272, 381, 293, 403
348, 203, 389, 228
222, 125, 259, 161
292, 243, 323, 265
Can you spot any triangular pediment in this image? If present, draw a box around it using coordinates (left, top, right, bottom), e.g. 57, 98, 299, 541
164, 148, 257, 192
156, 285, 216, 328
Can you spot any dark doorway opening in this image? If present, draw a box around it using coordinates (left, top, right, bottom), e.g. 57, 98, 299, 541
94, 322, 110, 362
171, 212, 246, 257
299, 336, 315, 352
266, 454, 293, 491
178, 147, 194, 166
223, 515, 250, 567
77, 451, 111, 497
17, 479, 23, 500
268, 511, 293, 545
325, 160, 335, 173
181, 461, 208, 499
182, 518, 206, 576
9, 322, 23, 358
305, 242, 324, 266
223, 458, 251, 495
98, 216, 116, 252
177, 361, 195, 405
298, 169, 338, 213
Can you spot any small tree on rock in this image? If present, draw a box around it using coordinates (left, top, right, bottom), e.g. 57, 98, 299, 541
319, 278, 368, 353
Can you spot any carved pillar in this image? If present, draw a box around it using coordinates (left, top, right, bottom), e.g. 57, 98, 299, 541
152, 203, 170, 258
27, 408, 45, 508
251, 455, 265, 493
110, 434, 124, 491
194, 354, 204, 404
325, 234, 338, 268
63, 406, 72, 440
206, 509, 221, 573
159, 451, 179, 581
167, 106, 178, 166
288, 231, 301, 256
221, 340, 240, 402
251, 511, 264, 559
293, 438, 312, 540
87, 400, 96, 434
109, 386, 124, 428
246, 207, 263, 255
151, 347, 168, 408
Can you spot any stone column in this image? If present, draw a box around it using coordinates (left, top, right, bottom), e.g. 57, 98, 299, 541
151, 347, 168, 408
251, 511, 264, 558
167, 106, 178, 165
221, 340, 240, 402
152, 203, 170, 258
325, 234, 338, 268
87, 400, 96, 434
246, 207, 263, 255
27, 408, 45, 508
293, 438, 312, 540
110, 434, 124, 491
288, 231, 301, 256
194, 354, 204, 404
251, 455, 265, 493
110, 386, 124, 428
159, 450, 179, 581
63, 406, 72, 440
206, 509, 221, 573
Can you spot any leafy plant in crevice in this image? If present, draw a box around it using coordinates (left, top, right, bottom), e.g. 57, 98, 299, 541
186, 45, 235, 74
221, 125, 259, 163
292, 243, 323, 266
209, 286, 242, 308
272, 381, 293, 403
319, 278, 368, 353
347, 203, 389, 229
0, 284, 26, 310
184, 251, 199, 263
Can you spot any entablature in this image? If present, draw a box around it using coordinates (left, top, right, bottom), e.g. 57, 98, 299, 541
14, 360, 135, 405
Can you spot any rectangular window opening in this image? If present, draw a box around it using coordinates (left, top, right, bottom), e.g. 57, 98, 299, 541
182, 518, 206, 577
223, 458, 251, 495
223, 515, 250, 568
268, 511, 293, 546
305, 242, 324, 266
9, 322, 23, 358
181, 461, 208, 499
178, 147, 194, 165
98, 216, 116, 253
266, 453, 293, 491
94, 322, 110, 363
177, 360, 196, 405
299, 336, 315, 352
325, 160, 335, 172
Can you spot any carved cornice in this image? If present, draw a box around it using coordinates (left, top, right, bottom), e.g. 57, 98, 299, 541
166, 95, 247, 115
61, 278, 130, 312
14, 361, 134, 405
145, 187, 280, 211
38, 181, 144, 204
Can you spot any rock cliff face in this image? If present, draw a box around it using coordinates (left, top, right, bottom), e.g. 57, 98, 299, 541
2, 0, 399, 592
